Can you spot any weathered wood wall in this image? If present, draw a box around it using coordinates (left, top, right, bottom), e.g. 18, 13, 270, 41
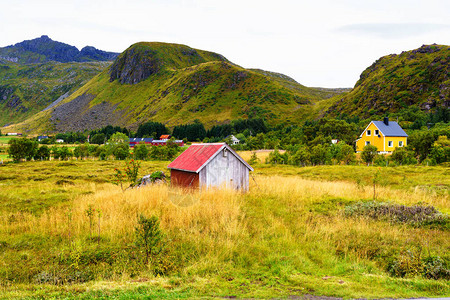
199, 148, 249, 191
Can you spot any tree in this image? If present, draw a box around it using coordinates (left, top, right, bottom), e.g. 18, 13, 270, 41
90, 133, 106, 145
7, 138, 38, 162
59, 146, 72, 160
429, 136, 450, 164
266, 148, 288, 164
290, 146, 311, 166
134, 143, 149, 160
114, 144, 129, 160
135, 215, 164, 265
336, 144, 356, 165
34, 145, 50, 160
361, 144, 378, 165
73, 143, 89, 160
136, 121, 168, 138
390, 147, 416, 165
310, 144, 331, 165
106, 132, 130, 159
407, 131, 435, 162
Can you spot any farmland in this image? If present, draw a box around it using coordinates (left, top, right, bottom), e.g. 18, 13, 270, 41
0, 158, 449, 299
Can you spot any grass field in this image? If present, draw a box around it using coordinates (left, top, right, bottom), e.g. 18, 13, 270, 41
0, 136, 12, 145
0, 159, 449, 299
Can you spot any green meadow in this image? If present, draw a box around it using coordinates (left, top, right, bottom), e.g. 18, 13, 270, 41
0, 159, 448, 299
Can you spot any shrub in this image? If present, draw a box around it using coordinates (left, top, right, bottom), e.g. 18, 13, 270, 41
387, 248, 450, 280
150, 171, 165, 182
266, 148, 288, 164
135, 215, 164, 266
248, 152, 260, 165
361, 144, 378, 164
390, 147, 417, 165
344, 201, 449, 229
374, 154, 387, 166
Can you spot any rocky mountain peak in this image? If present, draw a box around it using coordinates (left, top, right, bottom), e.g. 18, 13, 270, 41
0, 36, 119, 63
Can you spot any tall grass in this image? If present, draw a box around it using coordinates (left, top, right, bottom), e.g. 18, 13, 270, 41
0, 163, 449, 298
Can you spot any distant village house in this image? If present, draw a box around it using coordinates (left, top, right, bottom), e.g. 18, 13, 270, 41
226, 135, 240, 145
129, 135, 184, 148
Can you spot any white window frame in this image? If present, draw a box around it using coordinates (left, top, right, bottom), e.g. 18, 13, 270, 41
375, 130, 379, 136
367, 130, 371, 136
399, 141, 404, 147
365, 141, 370, 146
388, 141, 393, 147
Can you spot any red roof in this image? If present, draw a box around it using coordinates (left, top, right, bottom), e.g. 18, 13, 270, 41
160, 135, 171, 139
167, 143, 224, 172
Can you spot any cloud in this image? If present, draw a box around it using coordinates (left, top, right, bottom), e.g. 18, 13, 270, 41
336, 23, 450, 39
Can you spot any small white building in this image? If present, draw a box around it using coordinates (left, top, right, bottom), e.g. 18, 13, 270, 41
227, 135, 240, 145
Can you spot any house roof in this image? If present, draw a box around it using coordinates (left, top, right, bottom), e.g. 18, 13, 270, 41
167, 143, 253, 173
360, 121, 408, 137
129, 138, 153, 143
160, 135, 171, 139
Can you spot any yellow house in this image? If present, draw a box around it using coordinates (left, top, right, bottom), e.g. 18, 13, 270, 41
356, 118, 408, 153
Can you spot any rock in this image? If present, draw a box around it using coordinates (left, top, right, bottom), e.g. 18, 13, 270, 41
109, 48, 162, 84
134, 172, 166, 188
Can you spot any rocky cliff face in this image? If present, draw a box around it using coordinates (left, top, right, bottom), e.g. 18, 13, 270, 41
0, 35, 119, 64
109, 42, 228, 85
109, 47, 161, 84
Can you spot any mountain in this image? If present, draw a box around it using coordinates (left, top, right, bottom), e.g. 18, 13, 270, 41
0, 60, 110, 126
0, 36, 121, 127
0, 35, 119, 64
5, 42, 347, 134
327, 44, 449, 119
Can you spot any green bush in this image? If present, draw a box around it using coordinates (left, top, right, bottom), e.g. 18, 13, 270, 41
134, 215, 171, 275
361, 144, 378, 164
387, 248, 450, 280
344, 201, 449, 229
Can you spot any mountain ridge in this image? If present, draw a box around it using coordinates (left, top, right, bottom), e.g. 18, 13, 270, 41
4, 41, 348, 134
0, 35, 119, 64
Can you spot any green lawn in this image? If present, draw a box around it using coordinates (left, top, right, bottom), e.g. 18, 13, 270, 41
0, 136, 12, 145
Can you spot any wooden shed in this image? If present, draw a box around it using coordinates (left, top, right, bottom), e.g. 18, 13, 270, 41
167, 143, 253, 191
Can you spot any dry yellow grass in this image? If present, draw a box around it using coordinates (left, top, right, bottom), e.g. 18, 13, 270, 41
1, 184, 245, 247
1, 170, 449, 298
2, 174, 447, 247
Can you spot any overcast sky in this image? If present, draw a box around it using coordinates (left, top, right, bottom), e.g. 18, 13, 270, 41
1, 0, 449, 88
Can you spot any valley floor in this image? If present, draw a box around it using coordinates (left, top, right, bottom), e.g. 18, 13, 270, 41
0, 160, 448, 299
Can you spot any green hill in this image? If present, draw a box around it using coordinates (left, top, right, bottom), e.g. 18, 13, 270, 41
327, 44, 449, 119
0, 60, 111, 126
7, 42, 347, 134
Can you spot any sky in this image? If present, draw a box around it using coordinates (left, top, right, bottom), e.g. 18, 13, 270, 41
1, 0, 449, 88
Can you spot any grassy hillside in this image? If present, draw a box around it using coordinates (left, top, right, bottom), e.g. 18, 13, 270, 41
4, 42, 347, 134
327, 44, 449, 119
0, 61, 110, 127
0, 160, 448, 298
